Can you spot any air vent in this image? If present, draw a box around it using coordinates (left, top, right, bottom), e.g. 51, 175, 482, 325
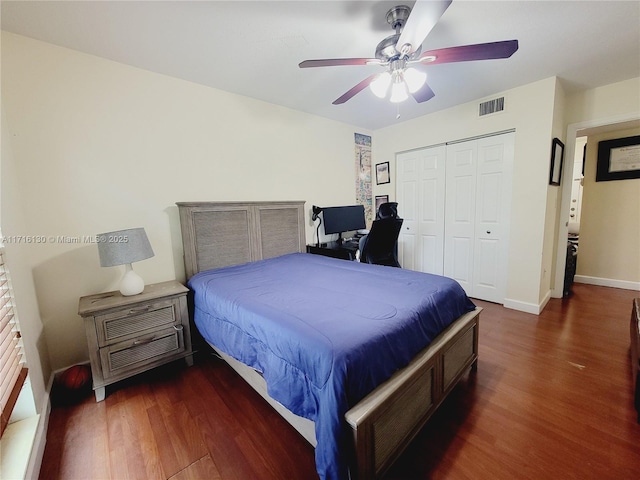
479, 97, 505, 116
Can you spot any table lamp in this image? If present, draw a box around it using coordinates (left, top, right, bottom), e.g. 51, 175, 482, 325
96, 227, 154, 296
312, 205, 323, 247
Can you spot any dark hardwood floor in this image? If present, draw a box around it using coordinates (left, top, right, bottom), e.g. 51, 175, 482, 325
40, 284, 640, 479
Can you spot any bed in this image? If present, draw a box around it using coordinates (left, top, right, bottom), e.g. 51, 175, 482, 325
177, 201, 481, 480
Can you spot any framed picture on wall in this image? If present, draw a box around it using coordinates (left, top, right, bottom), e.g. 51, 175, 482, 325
549, 137, 565, 186
596, 135, 640, 182
376, 162, 390, 184
375, 195, 389, 212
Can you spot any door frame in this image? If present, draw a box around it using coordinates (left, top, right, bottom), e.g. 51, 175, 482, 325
552, 112, 640, 298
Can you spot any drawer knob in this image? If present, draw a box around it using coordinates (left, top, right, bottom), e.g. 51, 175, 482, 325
174, 325, 184, 331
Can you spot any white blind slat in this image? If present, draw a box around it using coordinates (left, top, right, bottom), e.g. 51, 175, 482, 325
0, 243, 28, 437
0, 356, 20, 408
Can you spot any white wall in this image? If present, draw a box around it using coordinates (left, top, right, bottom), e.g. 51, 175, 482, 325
374, 77, 559, 312
1, 32, 369, 371
565, 77, 640, 126
541, 79, 567, 303
1, 106, 50, 412
1, 105, 51, 480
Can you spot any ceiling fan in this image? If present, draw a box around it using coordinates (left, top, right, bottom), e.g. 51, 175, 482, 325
299, 0, 518, 105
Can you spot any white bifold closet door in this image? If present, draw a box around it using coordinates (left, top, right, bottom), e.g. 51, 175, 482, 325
396, 132, 514, 304
396, 145, 446, 275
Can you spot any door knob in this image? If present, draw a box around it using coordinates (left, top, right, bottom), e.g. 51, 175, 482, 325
486, 231, 491, 234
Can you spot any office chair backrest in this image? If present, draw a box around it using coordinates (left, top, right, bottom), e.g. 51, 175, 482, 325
359, 217, 403, 267
376, 202, 398, 220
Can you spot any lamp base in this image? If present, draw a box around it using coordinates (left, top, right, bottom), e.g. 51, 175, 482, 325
119, 264, 145, 296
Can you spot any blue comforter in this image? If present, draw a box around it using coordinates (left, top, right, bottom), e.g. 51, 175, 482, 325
188, 253, 475, 479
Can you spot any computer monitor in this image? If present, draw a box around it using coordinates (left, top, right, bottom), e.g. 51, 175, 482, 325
322, 205, 366, 242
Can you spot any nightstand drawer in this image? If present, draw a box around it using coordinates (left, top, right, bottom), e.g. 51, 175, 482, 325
100, 325, 186, 379
95, 298, 177, 346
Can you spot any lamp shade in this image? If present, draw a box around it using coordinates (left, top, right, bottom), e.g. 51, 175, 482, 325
403, 68, 427, 93
97, 228, 154, 296
390, 80, 408, 103
370, 72, 392, 98
97, 228, 154, 267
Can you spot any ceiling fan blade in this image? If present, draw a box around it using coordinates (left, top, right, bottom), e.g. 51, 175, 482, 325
299, 58, 381, 68
417, 40, 519, 65
396, 0, 452, 56
332, 74, 379, 105
411, 81, 436, 103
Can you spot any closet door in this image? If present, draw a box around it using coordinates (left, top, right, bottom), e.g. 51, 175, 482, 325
396, 150, 419, 270
444, 142, 477, 292
444, 133, 514, 303
396, 145, 446, 274
472, 134, 514, 302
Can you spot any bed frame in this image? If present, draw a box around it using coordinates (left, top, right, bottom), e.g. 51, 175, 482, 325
177, 201, 481, 479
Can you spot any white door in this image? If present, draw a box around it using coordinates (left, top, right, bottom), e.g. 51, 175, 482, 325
397, 133, 513, 303
444, 142, 477, 292
444, 133, 513, 302
472, 134, 514, 302
396, 150, 419, 271
396, 145, 446, 274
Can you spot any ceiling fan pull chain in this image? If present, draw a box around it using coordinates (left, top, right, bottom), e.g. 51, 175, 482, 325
396, 103, 401, 120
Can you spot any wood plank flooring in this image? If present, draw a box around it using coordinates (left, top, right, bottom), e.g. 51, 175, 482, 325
39, 284, 640, 479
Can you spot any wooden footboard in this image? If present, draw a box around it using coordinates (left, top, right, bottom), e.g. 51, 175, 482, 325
208, 307, 480, 479
345, 307, 480, 479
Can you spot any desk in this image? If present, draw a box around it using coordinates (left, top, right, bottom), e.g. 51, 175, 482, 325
306, 241, 359, 261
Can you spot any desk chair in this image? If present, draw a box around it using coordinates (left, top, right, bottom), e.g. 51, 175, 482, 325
358, 208, 403, 267
377, 202, 399, 220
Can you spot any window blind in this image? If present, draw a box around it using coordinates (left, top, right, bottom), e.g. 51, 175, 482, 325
0, 245, 28, 437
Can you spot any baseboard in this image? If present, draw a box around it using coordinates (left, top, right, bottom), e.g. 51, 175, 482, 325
503, 296, 546, 315
24, 390, 50, 480
539, 289, 552, 312
504, 278, 639, 315
23, 372, 54, 480
574, 275, 640, 291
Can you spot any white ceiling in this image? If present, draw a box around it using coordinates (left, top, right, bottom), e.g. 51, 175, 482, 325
2, 1, 639, 130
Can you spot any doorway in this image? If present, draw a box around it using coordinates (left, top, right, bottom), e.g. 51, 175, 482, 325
553, 114, 640, 298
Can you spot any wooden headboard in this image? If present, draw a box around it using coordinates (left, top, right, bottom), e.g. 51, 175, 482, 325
176, 201, 306, 279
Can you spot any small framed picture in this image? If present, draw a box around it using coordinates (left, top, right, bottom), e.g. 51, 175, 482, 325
375, 195, 389, 212
549, 137, 565, 186
376, 162, 390, 185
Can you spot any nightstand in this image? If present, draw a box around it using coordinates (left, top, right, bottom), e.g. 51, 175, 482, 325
78, 280, 193, 402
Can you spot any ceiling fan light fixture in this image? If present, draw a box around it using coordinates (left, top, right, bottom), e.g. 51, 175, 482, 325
370, 71, 392, 98
403, 67, 427, 93
390, 78, 408, 103
299, 1, 519, 108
